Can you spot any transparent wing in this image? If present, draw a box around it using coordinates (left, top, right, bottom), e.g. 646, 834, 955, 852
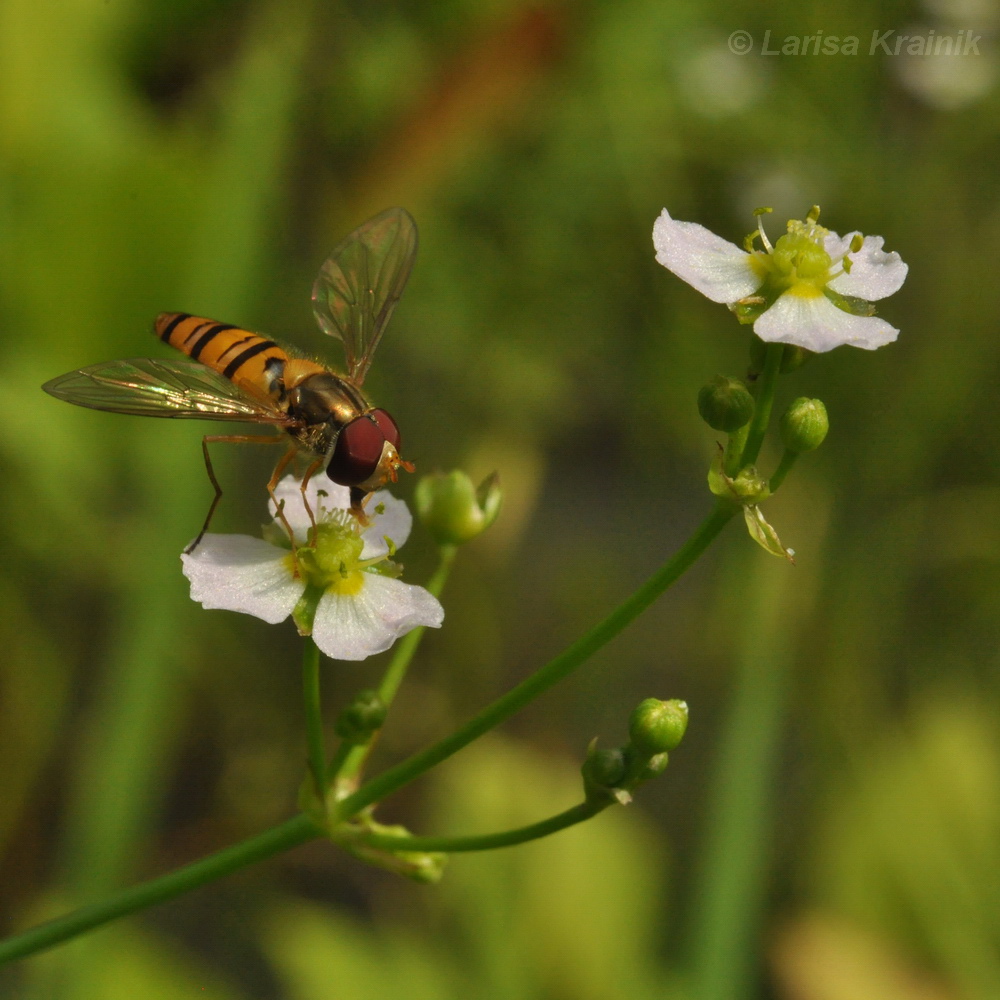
42, 358, 292, 424
311, 206, 418, 386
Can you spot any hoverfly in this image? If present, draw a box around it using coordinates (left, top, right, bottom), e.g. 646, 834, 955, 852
43, 207, 417, 552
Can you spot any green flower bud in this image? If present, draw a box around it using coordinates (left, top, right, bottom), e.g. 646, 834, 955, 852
628, 698, 688, 755
780, 397, 829, 454
415, 470, 502, 546
749, 337, 812, 375
582, 745, 627, 788
334, 689, 388, 743
698, 376, 754, 432
639, 752, 670, 781
581, 741, 631, 803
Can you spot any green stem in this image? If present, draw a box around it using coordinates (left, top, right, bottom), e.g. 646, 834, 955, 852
0, 503, 734, 966
379, 545, 456, 706
302, 639, 326, 795
723, 424, 750, 477
0, 816, 319, 966
334, 545, 456, 786
768, 450, 798, 492
688, 556, 796, 1000
740, 342, 783, 467
344, 801, 606, 854
334, 502, 736, 819
324, 740, 354, 781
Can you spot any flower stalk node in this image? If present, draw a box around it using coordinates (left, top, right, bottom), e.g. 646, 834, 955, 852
332, 816, 448, 883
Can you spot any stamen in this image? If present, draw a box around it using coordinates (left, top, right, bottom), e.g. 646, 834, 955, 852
753, 207, 774, 253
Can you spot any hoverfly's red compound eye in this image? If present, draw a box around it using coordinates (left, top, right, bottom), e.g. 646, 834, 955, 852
326, 416, 385, 487
369, 408, 401, 451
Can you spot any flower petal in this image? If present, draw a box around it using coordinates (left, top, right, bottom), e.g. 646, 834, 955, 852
825, 233, 908, 301
653, 208, 762, 304
754, 290, 899, 352
270, 475, 352, 541
311, 574, 444, 661
360, 489, 412, 559
181, 535, 303, 623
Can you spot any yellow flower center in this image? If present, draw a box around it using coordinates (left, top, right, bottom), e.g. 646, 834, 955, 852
766, 224, 833, 294
289, 513, 372, 595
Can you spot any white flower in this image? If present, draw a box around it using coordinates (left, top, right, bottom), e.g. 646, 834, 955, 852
181, 476, 444, 661
653, 207, 908, 352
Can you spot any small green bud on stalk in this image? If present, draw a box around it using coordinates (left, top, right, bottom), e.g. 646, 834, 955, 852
698, 376, 754, 432
780, 397, 829, 453
335, 689, 388, 743
639, 752, 670, 781
415, 470, 502, 546
629, 698, 689, 755
581, 741, 631, 803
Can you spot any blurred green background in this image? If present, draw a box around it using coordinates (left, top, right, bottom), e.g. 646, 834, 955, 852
1, 0, 998, 997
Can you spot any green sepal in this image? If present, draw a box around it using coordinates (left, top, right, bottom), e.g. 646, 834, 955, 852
743, 505, 795, 562
369, 558, 403, 579
728, 297, 768, 325
823, 287, 876, 317
292, 582, 325, 634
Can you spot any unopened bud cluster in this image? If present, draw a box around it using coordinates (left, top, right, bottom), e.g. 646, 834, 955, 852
581, 698, 688, 804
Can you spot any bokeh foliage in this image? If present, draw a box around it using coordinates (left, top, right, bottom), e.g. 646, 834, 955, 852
1, 0, 998, 997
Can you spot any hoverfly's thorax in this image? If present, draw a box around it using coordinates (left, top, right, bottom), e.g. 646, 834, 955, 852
287, 371, 365, 427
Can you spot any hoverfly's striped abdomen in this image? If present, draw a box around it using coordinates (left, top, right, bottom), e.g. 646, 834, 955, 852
155, 312, 289, 395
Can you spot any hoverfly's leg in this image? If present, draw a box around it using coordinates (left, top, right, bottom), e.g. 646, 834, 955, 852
348, 487, 372, 527
298, 458, 324, 535
186, 433, 287, 555
266, 445, 303, 574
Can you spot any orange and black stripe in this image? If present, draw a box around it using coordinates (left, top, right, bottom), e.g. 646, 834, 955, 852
154, 312, 289, 390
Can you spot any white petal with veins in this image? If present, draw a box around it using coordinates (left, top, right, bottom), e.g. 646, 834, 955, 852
311, 575, 444, 661
182, 535, 304, 623
826, 233, 908, 301
754, 291, 899, 352
653, 208, 762, 303
360, 490, 412, 559
270, 476, 350, 542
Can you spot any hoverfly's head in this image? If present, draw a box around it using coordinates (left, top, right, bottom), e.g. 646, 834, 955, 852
325, 408, 414, 494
